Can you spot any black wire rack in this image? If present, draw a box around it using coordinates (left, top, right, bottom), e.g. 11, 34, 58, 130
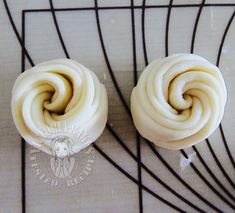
3, 0, 235, 212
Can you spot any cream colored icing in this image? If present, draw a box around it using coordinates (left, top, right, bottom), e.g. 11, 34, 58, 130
11, 59, 108, 155
131, 54, 227, 149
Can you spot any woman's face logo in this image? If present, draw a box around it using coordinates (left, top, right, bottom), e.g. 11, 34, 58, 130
52, 136, 74, 158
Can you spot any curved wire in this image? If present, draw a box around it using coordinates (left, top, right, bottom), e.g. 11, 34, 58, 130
190, 0, 235, 198
144, 0, 235, 210
4, 1, 189, 211
130, 0, 143, 212
49, 0, 198, 211
164, 0, 235, 208
216, 11, 235, 170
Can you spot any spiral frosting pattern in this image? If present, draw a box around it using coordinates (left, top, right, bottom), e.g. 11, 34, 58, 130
131, 54, 227, 149
12, 59, 108, 155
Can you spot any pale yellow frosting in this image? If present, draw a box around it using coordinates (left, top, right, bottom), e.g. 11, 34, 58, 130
131, 54, 227, 149
11, 59, 108, 155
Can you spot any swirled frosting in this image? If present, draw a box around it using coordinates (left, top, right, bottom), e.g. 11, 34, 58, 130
11, 59, 108, 155
131, 54, 227, 149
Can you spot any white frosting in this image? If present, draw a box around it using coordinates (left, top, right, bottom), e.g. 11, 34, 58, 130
131, 54, 227, 149
11, 59, 108, 155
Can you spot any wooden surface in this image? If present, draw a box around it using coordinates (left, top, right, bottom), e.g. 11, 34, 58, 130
0, 0, 234, 212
